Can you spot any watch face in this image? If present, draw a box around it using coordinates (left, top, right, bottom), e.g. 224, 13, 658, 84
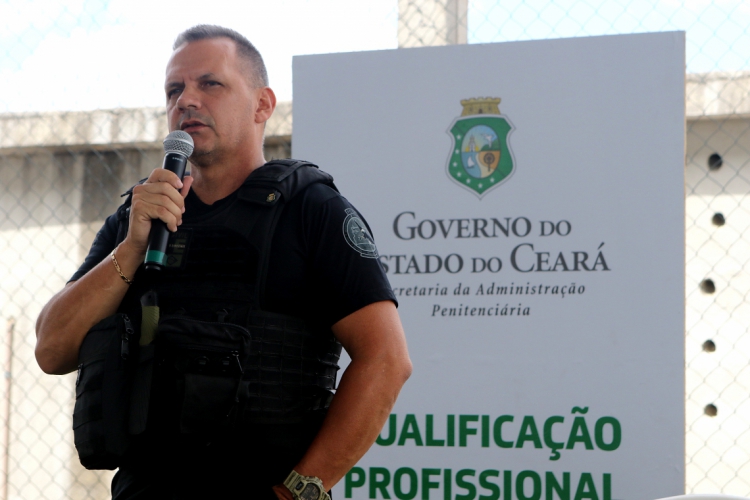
299, 482, 321, 500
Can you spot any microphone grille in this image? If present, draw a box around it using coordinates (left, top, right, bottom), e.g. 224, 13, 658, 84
163, 130, 195, 157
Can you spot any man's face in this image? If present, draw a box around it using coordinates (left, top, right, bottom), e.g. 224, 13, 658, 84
165, 38, 260, 165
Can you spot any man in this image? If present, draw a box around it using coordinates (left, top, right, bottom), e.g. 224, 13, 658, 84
35, 25, 411, 499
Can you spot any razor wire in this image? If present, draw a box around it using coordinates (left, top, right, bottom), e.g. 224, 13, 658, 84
0, 1, 749, 498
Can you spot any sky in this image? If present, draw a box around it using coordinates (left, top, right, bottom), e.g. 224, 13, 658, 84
2, 0, 749, 114
1, 0, 399, 113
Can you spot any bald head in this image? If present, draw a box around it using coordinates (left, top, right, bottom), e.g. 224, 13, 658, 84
173, 24, 268, 88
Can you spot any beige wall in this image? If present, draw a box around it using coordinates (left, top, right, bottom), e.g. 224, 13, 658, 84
685, 116, 750, 494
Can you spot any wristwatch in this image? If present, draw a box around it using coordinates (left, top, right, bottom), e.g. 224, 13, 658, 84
283, 470, 331, 500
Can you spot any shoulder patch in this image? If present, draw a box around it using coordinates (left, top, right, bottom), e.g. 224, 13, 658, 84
343, 208, 378, 258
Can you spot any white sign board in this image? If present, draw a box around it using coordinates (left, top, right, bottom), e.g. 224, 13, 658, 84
293, 32, 685, 500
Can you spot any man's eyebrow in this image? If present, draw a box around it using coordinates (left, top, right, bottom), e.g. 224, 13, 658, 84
165, 81, 184, 91
165, 73, 220, 91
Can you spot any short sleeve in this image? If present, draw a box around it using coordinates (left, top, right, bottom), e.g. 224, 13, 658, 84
68, 213, 120, 282
264, 183, 396, 328
308, 188, 396, 323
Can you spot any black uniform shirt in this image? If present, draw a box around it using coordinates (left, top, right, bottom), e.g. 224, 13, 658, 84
71, 181, 396, 328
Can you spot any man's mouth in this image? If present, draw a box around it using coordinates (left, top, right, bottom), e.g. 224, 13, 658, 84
180, 120, 207, 132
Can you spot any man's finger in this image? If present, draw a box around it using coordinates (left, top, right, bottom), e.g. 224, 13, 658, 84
145, 168, 184, 190
136, 192, 183, 222
135, 180, 186, 211
130, 197, 181, 232
180, 175, 194, 198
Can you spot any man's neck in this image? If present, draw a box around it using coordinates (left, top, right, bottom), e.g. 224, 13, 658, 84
189, 157, 266, 205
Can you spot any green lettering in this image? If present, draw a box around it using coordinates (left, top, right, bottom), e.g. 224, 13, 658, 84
456, 469, 477, 500
444, 470, 452, 500
481, 416, 490, 447
603, 474, 611, 500
543, 416, 565, 461
346, 467, 366, 498
460, 415, 479, 447
398, 414, 424, 446
377, 414, 397, 446
594, 418, 621, 451
422, 469, 441, 500
426, 414, 445, 446
503, 471, 512, 500
447, 415, 456, 447
516, 416, 543, 449
479, 470, 500, 500
371, 468, 391, 499
516, 470, 541, 500
566, 417, 594, 450
493, 416, 514, 448
545, 471, 570, 500
573, 473, 598, 500
394, 468, 418, 500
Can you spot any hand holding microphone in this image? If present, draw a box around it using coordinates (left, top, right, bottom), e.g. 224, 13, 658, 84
143, 131, 194, 271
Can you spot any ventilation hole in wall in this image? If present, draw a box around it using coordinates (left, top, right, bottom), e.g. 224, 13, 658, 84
700, 279, 716, 294
708, 153, 723, 171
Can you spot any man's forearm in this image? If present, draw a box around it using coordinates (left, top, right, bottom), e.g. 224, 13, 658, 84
282, 300, 411, 493
36, 172, 191, 375
35, 241, 143, 374
290, 353, 411, 491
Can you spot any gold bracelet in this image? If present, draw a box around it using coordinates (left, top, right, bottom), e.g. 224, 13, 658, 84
110, 247, 134, 285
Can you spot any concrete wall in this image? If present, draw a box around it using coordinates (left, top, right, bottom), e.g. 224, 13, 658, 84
685, 115, 750, 493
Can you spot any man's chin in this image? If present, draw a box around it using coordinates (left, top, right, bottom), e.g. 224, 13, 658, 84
188, 149, 216, 168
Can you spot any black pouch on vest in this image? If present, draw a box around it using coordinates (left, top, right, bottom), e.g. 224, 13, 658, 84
156, 316, 247, 434
128, 343, 155, 435
73, 313, 135, 470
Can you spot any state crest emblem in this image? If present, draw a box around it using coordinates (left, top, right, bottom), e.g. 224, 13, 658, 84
446, 97, 515, 197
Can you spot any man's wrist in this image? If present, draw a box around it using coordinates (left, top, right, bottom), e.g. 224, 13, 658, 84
114, 239, 146, 275
272, 484, 294, 500
118, 237, 146, 261
110, 247, 134, 285
116, 237, 146, 272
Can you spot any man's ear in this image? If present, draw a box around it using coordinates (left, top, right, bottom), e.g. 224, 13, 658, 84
255, 87, 277, 124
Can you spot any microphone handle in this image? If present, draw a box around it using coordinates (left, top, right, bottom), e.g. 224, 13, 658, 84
144, 152, 189, 271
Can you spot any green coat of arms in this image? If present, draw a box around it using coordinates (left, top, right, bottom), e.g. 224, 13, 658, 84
446, 97, 515, 197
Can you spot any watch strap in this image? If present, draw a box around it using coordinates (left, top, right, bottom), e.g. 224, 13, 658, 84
283, 470, 304, 495
283, 470, 331, 500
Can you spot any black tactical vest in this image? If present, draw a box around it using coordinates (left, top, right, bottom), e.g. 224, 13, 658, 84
74, 160, 342, 469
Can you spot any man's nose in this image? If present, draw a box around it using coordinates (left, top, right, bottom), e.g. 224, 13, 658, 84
176, 86, 201, 110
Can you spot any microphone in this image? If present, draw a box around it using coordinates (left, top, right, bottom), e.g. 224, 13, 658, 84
143, 130, 194, 271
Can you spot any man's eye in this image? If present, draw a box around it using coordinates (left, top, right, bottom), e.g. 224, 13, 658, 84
167, 89, 181, 98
